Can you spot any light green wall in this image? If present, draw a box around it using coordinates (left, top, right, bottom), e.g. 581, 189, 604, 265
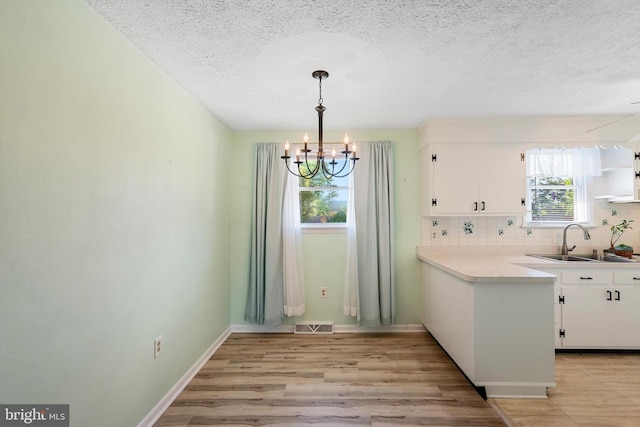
0, 1, 232, 426
230, 129, 422, 326
0, 2, 423, 425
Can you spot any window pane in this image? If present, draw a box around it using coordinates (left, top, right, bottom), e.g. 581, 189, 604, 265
299, 189, 348, 223
529, 176, 576, 221
298, 161, 350, 188
530, 177, 574, 186
530, 188, 575, 221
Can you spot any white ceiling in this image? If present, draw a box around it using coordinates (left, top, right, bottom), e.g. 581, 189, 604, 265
85, 0, 640, 132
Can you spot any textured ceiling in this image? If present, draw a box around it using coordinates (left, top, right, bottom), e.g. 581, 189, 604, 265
85, 0, 640, 131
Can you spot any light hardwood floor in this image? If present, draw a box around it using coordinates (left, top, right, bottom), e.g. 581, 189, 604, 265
490, 351, 640, 427
154, 332, 505, 426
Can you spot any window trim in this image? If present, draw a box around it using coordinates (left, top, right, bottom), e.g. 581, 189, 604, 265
296, 162, 350, 229
300, 224, 347, 233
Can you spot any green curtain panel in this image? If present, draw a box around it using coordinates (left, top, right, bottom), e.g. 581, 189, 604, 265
245, 143, 287, 325
344, 141, 395, 326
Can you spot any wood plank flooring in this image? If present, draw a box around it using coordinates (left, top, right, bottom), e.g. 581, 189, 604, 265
154, 333, 505, 426
490, 351, 640, 427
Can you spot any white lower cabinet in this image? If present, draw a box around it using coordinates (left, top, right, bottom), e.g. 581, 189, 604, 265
554, 268, 640, 349
611, 271, 640, 347
553, 282, 562, 348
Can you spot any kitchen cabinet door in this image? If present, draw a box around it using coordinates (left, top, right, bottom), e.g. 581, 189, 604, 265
554, 282, 562, 348
429, 146, 478, 215
611, 285, 640, 347
611, 270, 640, 347
426, 144, 525, 215
481, 148, 526, 214
560, 285, 612, 348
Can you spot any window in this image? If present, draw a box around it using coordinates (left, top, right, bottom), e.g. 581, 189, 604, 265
298, 160, 349, 225
527, 175, 585, 222
525, 148, 600, 224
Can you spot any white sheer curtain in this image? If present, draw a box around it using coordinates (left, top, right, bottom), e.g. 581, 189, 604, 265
282, 171, 305, 316
526, 147, 602, 177
343, 172, 358, 318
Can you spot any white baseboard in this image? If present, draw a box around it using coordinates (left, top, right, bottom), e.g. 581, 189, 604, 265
231, 323, 426, 333
334, 323, 426, 333
230, 324, 294, 333
137, 326, 232, 427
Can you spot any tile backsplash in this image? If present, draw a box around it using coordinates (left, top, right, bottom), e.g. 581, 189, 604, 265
422, 200, 640, 252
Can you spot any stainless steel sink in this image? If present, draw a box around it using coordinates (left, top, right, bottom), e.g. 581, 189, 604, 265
529, 254, 598, 262
528, 254, 636, 263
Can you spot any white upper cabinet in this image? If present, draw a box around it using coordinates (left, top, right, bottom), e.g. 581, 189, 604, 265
421, 144, 526, 216
596, 145, 640, 202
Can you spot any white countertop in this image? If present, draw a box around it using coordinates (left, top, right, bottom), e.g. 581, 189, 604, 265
417, 246, 640, 284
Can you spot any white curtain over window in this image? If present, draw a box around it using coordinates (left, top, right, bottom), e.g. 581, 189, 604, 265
526, 147, 602, 178
343, 172, 358, 318
282, 171, 305, 316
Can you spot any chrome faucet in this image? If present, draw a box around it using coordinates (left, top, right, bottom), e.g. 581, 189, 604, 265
561, 223, 591, 255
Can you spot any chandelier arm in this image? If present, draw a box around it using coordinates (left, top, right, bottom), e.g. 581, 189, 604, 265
329, 158, 359, 178
301, 157, 321, 178
320, 160, 336, 179
283, 156, 320, 179
325, 154, 351, 177
333, 159, 356, 178
338, 160, 358, 178
284, 159, 305, 178
321, 160, 334, 179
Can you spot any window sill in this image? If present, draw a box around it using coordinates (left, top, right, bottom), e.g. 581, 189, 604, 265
522, 222, 596, 229
301, 225, 347, 234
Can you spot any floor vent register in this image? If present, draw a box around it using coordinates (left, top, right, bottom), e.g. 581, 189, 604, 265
294, 322, 334, 334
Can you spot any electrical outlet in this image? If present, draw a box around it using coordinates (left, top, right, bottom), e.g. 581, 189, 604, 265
431, 231, 437, 240
154, 336, 163, 359
320, 287, 327, 298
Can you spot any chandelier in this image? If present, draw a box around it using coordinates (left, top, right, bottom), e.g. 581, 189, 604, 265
281, 70, 359, 179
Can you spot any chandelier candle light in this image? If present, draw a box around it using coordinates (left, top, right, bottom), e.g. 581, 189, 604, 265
281, 70, 359, 179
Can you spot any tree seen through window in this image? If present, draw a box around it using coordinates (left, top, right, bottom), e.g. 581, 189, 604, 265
529, 176, 576, 222
298, 161, 348, 224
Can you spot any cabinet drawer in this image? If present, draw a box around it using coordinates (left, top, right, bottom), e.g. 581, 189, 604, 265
562, 270, 612, 285
613, 270, 640, 285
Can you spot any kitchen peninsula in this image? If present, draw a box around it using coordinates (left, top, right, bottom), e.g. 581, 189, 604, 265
417, 248, 557, 398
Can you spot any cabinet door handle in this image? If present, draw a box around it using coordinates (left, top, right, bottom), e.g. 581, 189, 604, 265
615, 290, 621, 301
633, 277, 640, 280
474, 202, 478, 211
481, 201, 486, 211
606, 290, 612, 301
579, 276, 593, 280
